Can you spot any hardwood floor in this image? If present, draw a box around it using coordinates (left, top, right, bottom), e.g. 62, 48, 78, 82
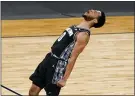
2, 33, 134, 95
1, 16, 134, 95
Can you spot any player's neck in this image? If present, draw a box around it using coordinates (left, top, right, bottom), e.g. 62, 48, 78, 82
77, 20, 94, 30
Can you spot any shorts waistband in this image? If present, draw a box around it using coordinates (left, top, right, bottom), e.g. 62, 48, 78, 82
50, 52, 68, 62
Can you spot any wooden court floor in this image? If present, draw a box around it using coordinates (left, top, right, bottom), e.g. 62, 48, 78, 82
2, 33, 134, 95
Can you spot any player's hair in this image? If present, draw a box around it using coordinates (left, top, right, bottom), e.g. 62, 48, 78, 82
93, 11, 106, 28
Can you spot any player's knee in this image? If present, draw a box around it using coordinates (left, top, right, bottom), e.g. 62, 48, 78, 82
29, 88, 38, 96
29, 84, 41, 96
29, 88, 39, 96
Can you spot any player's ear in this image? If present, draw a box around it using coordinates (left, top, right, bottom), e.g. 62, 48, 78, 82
93, 19, 98, 24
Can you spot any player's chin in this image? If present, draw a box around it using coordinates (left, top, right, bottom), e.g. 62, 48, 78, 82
82, 14, 87, 20
82, 14, 87, 18
82, 14, 91, 21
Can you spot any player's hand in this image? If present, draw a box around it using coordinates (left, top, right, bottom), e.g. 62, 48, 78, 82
56, 79, 67, 87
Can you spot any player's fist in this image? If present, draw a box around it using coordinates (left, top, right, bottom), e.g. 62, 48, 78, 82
56, 79, 66, 87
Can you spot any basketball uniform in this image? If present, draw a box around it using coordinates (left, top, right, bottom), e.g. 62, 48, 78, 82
29, 25, 90, 96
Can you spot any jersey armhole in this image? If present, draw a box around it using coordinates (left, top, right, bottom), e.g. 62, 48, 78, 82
73, 31, 90, 42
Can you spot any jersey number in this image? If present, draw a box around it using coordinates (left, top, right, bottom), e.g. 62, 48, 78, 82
58, 32, 66, 42
57, 28, 73, 42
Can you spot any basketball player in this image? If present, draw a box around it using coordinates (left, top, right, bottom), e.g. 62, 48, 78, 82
29, 9, 106, 96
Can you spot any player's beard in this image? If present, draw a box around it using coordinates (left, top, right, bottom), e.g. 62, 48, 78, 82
82, 14, 91, 21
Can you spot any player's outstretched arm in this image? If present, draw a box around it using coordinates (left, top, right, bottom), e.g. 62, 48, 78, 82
63, 32, 89, 81
57, 32, 90, 87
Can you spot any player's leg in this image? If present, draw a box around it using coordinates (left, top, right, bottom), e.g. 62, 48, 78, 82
29, 64, 46, 96
45, 83, 61, 96
29, 83, 42, 96
43, 54, 62, 96
29, 53, 51, 95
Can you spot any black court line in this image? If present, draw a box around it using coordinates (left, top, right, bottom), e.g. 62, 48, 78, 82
1, 84, 23, 96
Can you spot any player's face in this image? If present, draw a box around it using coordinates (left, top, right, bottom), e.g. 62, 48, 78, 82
83, 9, 101, 20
